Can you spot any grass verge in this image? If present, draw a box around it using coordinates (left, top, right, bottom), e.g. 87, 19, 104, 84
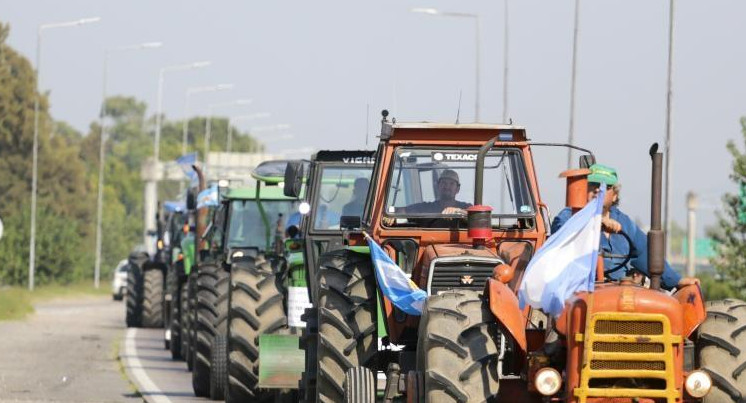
0, 281, 111, 321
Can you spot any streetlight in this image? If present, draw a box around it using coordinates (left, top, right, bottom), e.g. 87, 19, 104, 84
204, 99, 253, 161
664, 0, 676, 260
29, 16, 101, 291
93, 41, 162, 289
567, 0, 581, 168
412, 8, 481, 122
182, 84, 234, 156
154, 60, 212, 162
227, 112, 271, 152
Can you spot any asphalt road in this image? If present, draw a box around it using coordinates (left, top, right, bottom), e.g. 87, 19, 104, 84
0, 295, 211, 403
0, 295, 141, 402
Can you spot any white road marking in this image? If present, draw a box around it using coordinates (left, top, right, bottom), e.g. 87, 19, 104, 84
124, 328, 173, 403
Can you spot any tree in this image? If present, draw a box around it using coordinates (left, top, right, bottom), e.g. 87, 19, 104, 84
707, 117, 746, 298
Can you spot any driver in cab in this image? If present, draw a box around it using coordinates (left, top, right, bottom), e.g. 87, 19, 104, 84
551, 164, 698, 290
383, 169, 471, 226
399, 169, 471, 215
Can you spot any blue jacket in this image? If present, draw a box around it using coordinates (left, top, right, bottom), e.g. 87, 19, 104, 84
551, 206, 682, 290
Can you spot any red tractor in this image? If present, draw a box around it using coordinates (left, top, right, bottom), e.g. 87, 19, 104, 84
309, 111, 746, 402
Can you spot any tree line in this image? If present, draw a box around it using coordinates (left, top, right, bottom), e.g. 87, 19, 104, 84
0, 22, 259, 286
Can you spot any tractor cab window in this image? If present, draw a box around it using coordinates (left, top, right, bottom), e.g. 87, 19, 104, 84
312, 166, 373, 230
227, 199, 300, 248
383, 147, 535, 228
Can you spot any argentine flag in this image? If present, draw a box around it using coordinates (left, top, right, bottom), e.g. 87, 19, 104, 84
177, 152, 199, 186
196, 185, 219, 209
365, 233, 427, 315
518, 186, 605, 317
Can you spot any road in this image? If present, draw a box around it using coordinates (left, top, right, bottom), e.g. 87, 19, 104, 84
0, 295, 208, 403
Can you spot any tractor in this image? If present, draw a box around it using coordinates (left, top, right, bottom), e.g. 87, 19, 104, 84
281, 150, 376, 401
309, 112, 746, 402
125, 203, 175, 329
187, 160, 304, 401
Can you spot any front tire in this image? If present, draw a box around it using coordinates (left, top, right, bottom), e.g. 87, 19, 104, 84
210, 334, 228, 400
315, 250, 377, 403
168, 266, 183, 360
125, 263, 143, 328
142, 269, 164, 328
192, 263, 230, 397
417, 289, 500, 403
697, 299, 746, 402
226, 256, 287, 403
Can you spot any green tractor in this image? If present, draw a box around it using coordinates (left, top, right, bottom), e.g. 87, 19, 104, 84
189, 161, 304, 400
280, 150, 376, 402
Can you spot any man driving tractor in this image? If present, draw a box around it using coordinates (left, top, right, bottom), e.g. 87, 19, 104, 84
551, 163, 699, 289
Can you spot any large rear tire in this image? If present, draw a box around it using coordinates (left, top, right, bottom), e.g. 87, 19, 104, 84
142, 269, 164, 328
192, 263, 230, 397
697, 298, 746, 402
226, 256, 287, 403
315, 250, 377, 403
125, 262, 144, 328
416, 289, 500, 403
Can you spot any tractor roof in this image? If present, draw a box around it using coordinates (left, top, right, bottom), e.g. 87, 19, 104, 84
381, 121, 528, 143
224, 185, 297, 201
312, 150, 375, 164
251, 160, 293, 184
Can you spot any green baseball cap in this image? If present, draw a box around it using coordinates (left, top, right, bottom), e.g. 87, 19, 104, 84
587, 164, 618, 186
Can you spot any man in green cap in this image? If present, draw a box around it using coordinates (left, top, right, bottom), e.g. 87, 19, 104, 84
551, 164, 698, 290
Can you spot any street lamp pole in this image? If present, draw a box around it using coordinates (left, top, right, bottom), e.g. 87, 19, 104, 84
567, 0, 581, 169
144, 61, 211, 250
502, 0, 509, 123
94, 41, 161, 289
227, 112, 271, 152
30, 16, 100, 291
664, 0, 676, 260
182, 84, 234, 156
411, 8, 481, 122
204, 99, 252, 164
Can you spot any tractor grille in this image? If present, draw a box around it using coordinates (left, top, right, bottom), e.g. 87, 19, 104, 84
594, 320, 663, 335
573, 313, 682, 403
427, 260, 498, 295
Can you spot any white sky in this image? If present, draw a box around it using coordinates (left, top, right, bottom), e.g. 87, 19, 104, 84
2, 0, 745, 239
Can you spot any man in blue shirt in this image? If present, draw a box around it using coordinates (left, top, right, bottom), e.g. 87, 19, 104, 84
551, 164, 698, 291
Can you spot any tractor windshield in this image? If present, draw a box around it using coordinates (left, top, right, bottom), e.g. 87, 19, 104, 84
227, 199, 300, 248
383, 147, 535, 227
312, 166, 373, 230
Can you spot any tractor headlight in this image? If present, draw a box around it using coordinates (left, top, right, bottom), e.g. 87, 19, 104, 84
534, 367, 562, 396
232, 251, 244, 259
685, 370, 712, 398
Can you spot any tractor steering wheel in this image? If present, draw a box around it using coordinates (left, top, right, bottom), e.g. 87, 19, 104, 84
602, 229, 638, 279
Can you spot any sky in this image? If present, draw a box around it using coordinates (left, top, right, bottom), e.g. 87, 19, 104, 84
2, 0, 745, 240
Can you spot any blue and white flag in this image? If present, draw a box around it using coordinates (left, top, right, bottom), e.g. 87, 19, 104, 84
177, 153, 199, 186
196, 185, 219, 209
518, 186, 605, 317
365, 233, 427, 315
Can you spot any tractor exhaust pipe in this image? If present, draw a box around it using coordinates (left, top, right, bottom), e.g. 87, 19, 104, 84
468, 136, 500, 248
648, 144, 665, 291
192, 164, 208, 253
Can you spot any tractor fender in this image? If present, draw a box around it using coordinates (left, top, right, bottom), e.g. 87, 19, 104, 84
486, 278, 527, 353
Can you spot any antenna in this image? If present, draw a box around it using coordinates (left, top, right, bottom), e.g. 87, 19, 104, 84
365, 103, 370, 147
455, 90, 463, 124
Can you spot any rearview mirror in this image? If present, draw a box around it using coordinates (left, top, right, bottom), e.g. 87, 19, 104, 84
284, 161, 304, 198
